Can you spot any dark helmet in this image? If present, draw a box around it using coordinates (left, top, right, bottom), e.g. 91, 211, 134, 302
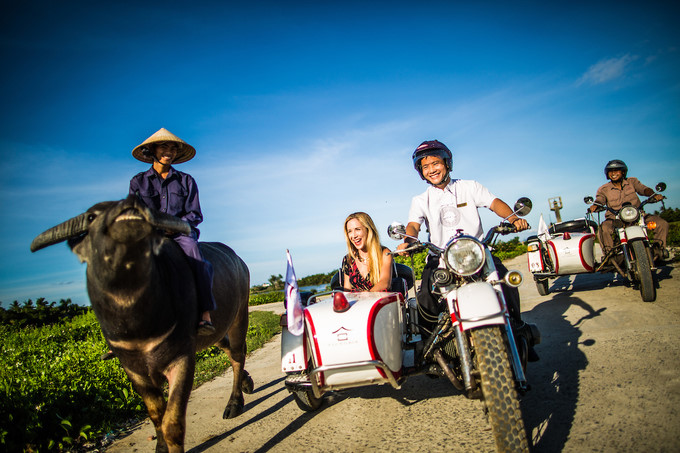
412, 140, 453, 180
604, 159, 628, 179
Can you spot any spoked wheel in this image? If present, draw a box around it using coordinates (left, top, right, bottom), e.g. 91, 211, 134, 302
631, 241, 656, 302
535, 278, 550, 296
471, 326, 529, 453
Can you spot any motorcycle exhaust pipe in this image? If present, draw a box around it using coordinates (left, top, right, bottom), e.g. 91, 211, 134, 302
434, 349, 464, 391
454, 326, 475, 391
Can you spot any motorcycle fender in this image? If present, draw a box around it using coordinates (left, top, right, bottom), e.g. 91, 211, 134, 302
527, 249, 544, 273
281, 326, 306, 373
448, 282, 505, 331
624, 225, 647, 241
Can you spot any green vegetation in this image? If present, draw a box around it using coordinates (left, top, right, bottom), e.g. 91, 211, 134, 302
249, 270, 337, 305
394, 250, 427, 280
668, 222, 680, 248
249, 290, 285, 305
652, 207, 680, 248
297, 271, 336, 287
0, 300, 279, 452
491, 237, 528, 261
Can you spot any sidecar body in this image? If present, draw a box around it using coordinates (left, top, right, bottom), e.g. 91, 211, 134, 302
282, 290, 412, 393
527, 218, 598, 276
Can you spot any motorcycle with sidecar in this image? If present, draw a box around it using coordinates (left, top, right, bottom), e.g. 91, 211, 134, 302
280, 198, 537, 452
527, 183, 667, 302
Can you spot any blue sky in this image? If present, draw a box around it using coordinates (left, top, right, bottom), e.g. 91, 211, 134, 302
1, 1, 678, 306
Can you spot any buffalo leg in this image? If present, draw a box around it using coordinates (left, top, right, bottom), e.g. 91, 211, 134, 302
126, 372, 169, 453
162, 356, 196, 453
219, 307, 250, 419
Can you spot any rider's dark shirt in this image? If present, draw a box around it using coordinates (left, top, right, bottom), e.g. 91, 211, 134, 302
595, 177, 651, 220
129, 166, 203, 233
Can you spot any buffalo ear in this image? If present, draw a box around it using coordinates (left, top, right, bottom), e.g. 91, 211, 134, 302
71, 234, 92, 264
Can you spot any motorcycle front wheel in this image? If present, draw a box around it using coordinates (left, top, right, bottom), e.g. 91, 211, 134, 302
631, 241, 656, 302
471, 326, 529, 453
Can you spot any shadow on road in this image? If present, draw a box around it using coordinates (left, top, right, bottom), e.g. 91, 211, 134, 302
188, 376, 292, 453
548, 261, 675, 295
521, 292, 604, 452
336, 373, 460, 407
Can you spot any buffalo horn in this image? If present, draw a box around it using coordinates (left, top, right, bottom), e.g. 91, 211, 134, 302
149, 211, 192, 236
30, 213, 90, 252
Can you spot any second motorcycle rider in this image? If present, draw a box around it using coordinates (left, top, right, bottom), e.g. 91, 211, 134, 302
397, 139, 540, 361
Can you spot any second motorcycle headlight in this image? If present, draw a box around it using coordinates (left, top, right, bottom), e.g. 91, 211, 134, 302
620, 205, 640, 223
444, 238, 485, 276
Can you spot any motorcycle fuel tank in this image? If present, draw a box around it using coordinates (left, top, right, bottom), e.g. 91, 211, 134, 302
304, 292, 404, 387
548, 232, 596, 274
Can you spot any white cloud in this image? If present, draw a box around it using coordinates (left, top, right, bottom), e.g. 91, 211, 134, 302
577, 54, 637, 86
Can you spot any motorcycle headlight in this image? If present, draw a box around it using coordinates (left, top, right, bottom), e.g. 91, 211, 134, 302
444, 237, 485, 276
620, 205, 639, 223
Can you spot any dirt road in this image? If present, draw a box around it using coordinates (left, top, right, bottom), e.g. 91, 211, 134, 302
107, 256, 680, 452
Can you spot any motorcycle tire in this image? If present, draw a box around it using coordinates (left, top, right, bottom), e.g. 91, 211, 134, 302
535, 278, 550, 296
292, 388, 322, 412
471, 326, 529, 453
631, 241, 656, 302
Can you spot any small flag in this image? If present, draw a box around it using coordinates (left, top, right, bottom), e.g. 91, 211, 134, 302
285, 250, 304, 336
537, 214, 550, 242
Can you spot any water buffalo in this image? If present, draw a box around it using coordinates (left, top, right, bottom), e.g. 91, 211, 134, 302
31, 195, 253, 453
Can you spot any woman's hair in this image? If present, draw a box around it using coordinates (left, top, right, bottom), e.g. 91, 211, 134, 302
343, 212, 384, 287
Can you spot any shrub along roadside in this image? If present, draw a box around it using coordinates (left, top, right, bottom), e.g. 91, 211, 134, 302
0, 309, 280, 452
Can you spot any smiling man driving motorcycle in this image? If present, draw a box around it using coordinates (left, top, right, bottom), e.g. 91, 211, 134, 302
396, 139, 539, 361
589, 159, 669, 260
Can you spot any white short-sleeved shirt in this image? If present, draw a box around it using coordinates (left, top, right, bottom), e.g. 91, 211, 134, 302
408, 179, 496, 246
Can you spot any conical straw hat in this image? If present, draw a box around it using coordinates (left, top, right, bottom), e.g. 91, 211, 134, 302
131, 128, 196, 164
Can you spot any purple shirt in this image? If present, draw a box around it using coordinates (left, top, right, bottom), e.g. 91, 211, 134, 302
129, 167, 203, 235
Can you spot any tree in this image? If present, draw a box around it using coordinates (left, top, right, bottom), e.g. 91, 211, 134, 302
268, 274, 284, 290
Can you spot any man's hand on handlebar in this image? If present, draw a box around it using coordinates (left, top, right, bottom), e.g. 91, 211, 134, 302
511, 218, 529, 232
396, 241, 412, 256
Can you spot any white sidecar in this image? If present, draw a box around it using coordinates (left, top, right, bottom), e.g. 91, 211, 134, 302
527, 218, 600, 295
282, 291, 411, 392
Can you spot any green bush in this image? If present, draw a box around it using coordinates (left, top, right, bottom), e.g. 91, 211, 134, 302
491, 236, 528, 261
394, 250, 427, 280
249, 291, 284, 305
666, 221, 680, 247
0, 311, 138, 451
0, 298, 88, 329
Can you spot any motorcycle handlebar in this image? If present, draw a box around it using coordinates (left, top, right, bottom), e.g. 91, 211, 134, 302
590, 192, 664, 215
394, 221, 531, 254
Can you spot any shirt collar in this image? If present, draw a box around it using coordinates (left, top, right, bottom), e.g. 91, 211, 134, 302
145, 165, 177, 180
428, 178, 458, 194
608, 178, 628, 190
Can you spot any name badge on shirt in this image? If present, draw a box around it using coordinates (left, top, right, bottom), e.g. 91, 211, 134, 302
457, 202, 467, 208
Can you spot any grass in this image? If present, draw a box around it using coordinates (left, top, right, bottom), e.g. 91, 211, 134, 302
0, 309, 281, 452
